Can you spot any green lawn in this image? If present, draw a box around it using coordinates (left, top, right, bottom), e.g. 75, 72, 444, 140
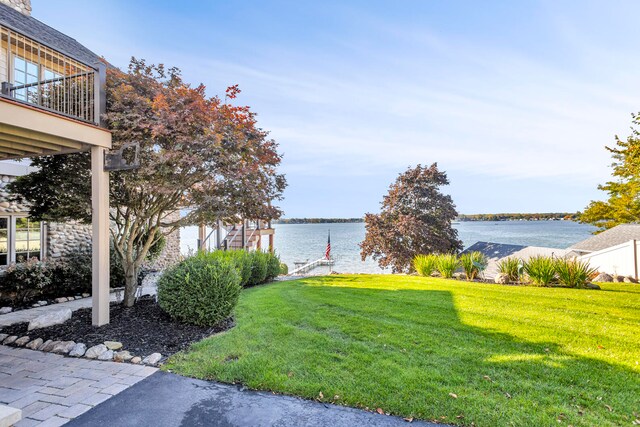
165, 275, 640, 426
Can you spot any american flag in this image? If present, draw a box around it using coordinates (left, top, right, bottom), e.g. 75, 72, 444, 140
325, 230, 331, 260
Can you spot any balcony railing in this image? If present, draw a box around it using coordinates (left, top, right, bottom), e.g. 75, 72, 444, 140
0, 24, 105, 126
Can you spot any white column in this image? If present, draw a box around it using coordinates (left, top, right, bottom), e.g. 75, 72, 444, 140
91, 146, 110, 326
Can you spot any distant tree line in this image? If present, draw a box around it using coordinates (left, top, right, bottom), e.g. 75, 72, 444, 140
458, 213, 579, 222
274, 218, 364, 224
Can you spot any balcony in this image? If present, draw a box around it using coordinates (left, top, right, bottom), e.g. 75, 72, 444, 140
0, 23, 110, 160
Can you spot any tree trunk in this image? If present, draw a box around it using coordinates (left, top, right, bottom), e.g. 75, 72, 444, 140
123, 264, 138, 307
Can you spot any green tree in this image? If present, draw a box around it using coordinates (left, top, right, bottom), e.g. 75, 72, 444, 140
580, 113, 640, 232
9, 59, 285, 306
360, 163, 462, 273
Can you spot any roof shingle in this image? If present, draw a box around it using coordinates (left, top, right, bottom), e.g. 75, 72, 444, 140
0, 3, 102, 67
570, 224, 640, 252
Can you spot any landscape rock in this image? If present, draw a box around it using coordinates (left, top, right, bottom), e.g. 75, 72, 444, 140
97, 350, 114, 361
28, 308, 72, 330
585, 283, 601, 290
42, 340, 61, 352
37, 339, 53, 351
26, 338, 43, 350
593, 273, 613, 282
69, 343, 87, 357
613, 275, 625, 283
452, 272, 466, 280
624, 276, 638, 283
2, 335, 17, 345
82, 293, 90, 298
0, 306, 12, 314
130, 356, 142, 364
52, 341, 76, 354
142, 353, 162, 365
85, 344, 108, 359
14, 336, 30, 346
0, 333, 8, 342
114, 350, 133, 362
104, 341, 123, 350
494, 273, 509, 284
54, 297, 68, 303
37, 300, 48, 306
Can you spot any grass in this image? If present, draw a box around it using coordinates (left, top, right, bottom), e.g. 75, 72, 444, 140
165, 275, 640, 426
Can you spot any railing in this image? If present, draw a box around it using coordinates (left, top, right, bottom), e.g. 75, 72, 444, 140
0, 24, 106, 126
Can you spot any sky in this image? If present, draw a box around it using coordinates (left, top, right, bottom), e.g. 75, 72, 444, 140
31, 0, 640, 217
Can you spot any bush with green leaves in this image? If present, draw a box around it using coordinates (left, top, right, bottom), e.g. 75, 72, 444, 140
197, 250, 281, 287
413, 254, 439, 277
524, 256, 557, 286
555, 258, 597, 288
157, 256, 241, 326
436, 253, 460, 279
266, 252, 282, 281
248, 251, 269, 286
0, 258, 51, 305
280, 262, 289, 275
459, 251, 488, 280
497, 257, 523, 282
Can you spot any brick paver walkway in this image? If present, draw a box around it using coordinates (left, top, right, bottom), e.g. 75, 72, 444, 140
0, 345, 157, 426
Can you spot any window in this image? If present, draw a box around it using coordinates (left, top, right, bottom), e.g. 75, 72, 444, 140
0, 218, 7, 265
14, 217, 41, 262
13, 56, 39, 102
0, 216, 44, 265
12, 56, 63, 105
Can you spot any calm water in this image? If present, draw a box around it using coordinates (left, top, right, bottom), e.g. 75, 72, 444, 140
182, 220, 597, 274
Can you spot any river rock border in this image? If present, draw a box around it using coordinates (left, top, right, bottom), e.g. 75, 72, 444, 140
0, 334, 162, 366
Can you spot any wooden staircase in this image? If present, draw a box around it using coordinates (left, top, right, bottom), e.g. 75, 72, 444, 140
198, 220, 275, 252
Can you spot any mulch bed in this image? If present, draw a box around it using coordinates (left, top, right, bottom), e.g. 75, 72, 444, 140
0, 296, 233, 357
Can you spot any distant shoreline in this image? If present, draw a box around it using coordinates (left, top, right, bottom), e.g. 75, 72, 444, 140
275, 214, 579, 224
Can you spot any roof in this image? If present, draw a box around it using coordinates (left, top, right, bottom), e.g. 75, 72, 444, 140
569, 224, 640, 252
0, 3, 102, 67
462, 241, 527, 259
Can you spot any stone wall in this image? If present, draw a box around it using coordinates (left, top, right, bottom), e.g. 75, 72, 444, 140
47, 222, 92, 259
0, 0, 31, 15
0, 175, 30, 214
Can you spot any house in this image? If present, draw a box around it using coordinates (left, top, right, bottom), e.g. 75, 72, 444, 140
0, 0, 114, 325
569, 224, 640, 279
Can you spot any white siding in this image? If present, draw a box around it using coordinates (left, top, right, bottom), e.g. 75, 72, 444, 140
578, 239, 640, 277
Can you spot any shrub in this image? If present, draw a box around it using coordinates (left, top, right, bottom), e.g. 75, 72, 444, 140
497, 257, 523, 282
248, 251, 269, 286
524, 256, 557, 286
413, 254, 438, 277
556, 258, 597, 288
459, 251, 488, 280
265, 252, 282, 281
0, 258, 51, 306
49, 254, 92, 296
157, 256, 241, 326
436, 254, 460, 279
280, 262, 289, 275
198, 250, 252, 287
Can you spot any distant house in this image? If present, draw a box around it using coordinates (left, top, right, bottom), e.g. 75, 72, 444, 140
464, 224, 640, 281
568, 224, 640, 279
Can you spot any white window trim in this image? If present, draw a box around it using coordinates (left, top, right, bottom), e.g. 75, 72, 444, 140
0, 215, 45, 265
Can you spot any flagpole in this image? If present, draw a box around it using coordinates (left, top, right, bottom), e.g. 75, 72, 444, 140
328, 229, 332, 274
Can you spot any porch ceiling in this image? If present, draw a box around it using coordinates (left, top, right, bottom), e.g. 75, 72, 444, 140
0, 97, 111, 160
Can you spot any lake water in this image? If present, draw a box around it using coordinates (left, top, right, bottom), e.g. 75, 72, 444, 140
181, 221, 597, 274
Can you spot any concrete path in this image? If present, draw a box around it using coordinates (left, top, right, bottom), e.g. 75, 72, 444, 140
67, 371, 442, 427
0, 285, 157, 328
0, 345, 157, 426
